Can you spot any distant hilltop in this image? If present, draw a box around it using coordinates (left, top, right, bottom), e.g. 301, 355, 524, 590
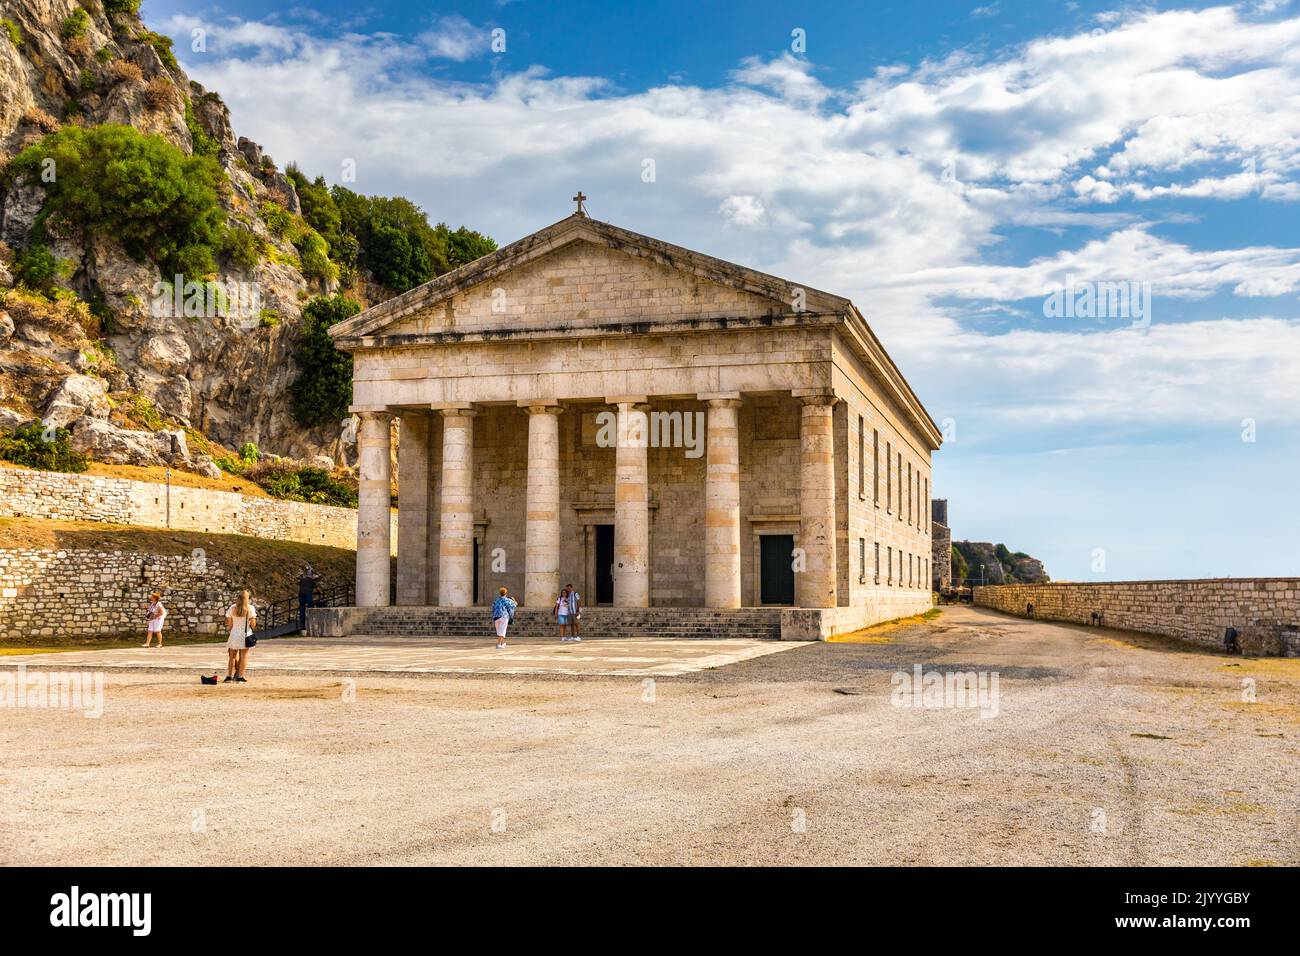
952, 541, 1049, 585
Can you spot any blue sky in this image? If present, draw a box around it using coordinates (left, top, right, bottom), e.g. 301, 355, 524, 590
142, 0, 1300, 580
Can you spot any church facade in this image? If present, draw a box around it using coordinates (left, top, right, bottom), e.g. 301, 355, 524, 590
324, 211, 941, 640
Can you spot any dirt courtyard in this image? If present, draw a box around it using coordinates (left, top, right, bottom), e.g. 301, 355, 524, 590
1, 606, 1296, 866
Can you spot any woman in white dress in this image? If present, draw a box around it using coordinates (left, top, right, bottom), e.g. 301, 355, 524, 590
143, 591, 166, 647
223, 590, 257, 683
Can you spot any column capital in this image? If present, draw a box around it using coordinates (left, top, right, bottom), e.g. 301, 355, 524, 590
435, 405, 477, 419
705, 397, 744, 409
519, 401, 564, 415
351, 406, 394, 422
794, 389, 838, 408
697, 391, 742, 404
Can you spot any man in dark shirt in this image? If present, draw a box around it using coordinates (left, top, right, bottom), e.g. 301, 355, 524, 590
297, 562, 321, 630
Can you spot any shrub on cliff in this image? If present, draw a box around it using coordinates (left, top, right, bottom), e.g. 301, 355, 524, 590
0, 423, 89, 473
12, 243, 64, 295
290, 295, 359, 428
247, 461, 357, 507
9, 124, 227, 280
61, 9, 89, 41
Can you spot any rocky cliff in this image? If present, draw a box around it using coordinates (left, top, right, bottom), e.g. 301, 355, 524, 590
0, 0, 450, 475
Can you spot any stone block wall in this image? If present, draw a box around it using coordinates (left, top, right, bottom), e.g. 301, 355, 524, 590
0, 466, 389, 552
975, 580, 1300, 655
0, 547, 245, 638
932, 506, 952, 590
832, 337, 934, 620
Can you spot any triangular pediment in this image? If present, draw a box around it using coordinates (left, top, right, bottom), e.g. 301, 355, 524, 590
330, 214, 850, 343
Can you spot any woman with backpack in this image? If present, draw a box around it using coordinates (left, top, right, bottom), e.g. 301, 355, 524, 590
491, 587, 517, 650
223, 590, 258, 683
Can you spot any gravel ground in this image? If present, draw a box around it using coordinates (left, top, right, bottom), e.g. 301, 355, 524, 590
1, 606, 1296, 866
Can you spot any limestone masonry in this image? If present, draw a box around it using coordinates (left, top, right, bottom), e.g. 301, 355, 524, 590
976, 580, 1300, 656
325, 212, 943, 639
0, 547, 243, 638
0, 466, 394, 551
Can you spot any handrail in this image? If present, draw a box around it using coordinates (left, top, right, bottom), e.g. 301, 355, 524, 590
254, 581, 355, 636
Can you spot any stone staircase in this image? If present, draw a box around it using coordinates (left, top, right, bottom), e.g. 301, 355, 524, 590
342, 606, 784, 640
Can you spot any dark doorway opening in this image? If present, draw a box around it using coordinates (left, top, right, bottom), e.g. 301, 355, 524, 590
595, 524, 615, 604
760, 534, 796, 605
472, 538, 480, 605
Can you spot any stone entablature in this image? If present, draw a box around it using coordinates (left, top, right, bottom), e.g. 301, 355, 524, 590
975, 579, 1300, 655
328, 213, 941, 635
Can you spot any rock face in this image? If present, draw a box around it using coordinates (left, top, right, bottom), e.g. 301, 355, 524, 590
43, 373, 109, 427
954, 540, 1050, 585
0, 0, 355, 467
68, 417, 181, 466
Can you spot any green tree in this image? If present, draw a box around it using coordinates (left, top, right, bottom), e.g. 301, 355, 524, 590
330, 185, 494, 293
9, 124, 227, 279
951, 544, 969, 583
290, 295, 359, 427
285, 165, 344, 254
437, 223, 496, 268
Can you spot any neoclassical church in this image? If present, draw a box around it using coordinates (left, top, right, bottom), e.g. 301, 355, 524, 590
315, 206, 940, 640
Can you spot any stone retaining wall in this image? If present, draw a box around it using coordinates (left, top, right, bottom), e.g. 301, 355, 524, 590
0, 547, 244, 638
0, 466, 388, 552
974, 580, 1300, 655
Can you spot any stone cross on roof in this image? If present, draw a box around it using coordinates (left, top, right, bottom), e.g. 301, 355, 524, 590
572, 191, 588, 216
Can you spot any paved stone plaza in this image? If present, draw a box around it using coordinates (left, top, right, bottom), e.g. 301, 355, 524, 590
0, 636, 805, 678
2, 607, 1296, 866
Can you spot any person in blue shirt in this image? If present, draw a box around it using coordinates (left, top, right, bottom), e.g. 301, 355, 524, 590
491, 587, 517, 649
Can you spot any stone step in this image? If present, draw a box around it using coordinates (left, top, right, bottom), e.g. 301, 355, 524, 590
338, 605, 784, 640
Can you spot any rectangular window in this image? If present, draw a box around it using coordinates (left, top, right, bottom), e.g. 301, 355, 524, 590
858, 537, 866, 583
908, 553, 913, 587
907, 462, 912, 525
885, 441, 892, 512
873, 430, 880, 505
923, 476, 929, 531
887, 546, 892, 584
874, 542, 880, 583
857, 416, 865, 498
897, 452, 903, 520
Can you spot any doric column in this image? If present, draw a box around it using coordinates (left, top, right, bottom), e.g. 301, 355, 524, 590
437, 407, 476, 607
797, 394, 838, 608
613, 400, 650, 607
523, 403, 562, 606
355, 410, 393, 607
703, 397, 742, 608
396, 411, 431, 605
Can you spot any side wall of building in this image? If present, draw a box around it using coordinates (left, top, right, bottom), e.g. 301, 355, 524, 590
831, 337, 935, 624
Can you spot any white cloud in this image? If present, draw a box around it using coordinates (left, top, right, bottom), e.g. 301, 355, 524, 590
415, 16, 491, 62
170, 4, 1300, 435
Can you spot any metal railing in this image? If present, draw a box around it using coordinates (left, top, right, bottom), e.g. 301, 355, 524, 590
254, 581, 355, 638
